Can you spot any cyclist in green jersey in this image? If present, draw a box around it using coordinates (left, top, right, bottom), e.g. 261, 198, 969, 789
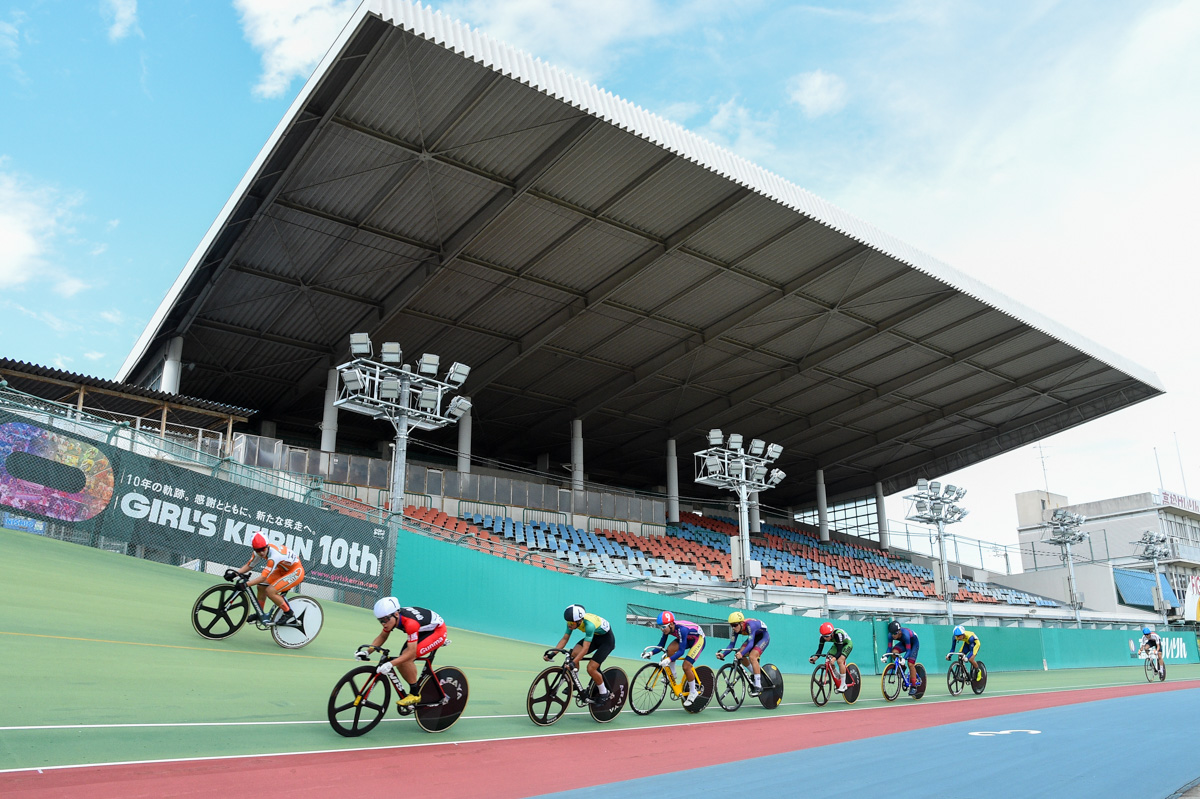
548, 604, 616, 703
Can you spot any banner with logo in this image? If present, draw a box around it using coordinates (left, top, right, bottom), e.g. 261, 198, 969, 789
1185, 575, 1200, 623
0, 409, 391, 596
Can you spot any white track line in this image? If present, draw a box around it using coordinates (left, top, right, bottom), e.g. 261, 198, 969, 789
3, 679, 1196, 775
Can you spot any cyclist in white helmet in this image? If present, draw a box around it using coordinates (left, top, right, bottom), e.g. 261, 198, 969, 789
1138, 626, 1164, 679
356, 597, 446, 707
547, 604, 616, 703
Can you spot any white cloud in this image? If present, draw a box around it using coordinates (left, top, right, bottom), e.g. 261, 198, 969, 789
55, 276, 88, 297
698, 97, 778, 163
234, 0, 360, 99
100, 309, 124, 324
52, 354, 73, 370
84, 351, 105, 361
0, 167, 78, 289
103, 0, 141, 42
0, 19, 18, 61
786, 69, 847, 117
106, 219, 120, 231
90, 243, 108, 256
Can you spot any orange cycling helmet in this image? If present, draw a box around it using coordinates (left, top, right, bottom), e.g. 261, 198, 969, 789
819, 622, 834, 636
251, 532, 268, 550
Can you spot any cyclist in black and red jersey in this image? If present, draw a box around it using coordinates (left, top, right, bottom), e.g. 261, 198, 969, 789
356, 598, 447, 707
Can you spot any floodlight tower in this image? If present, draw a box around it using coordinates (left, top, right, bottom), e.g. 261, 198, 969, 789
904, 479, 969, 625
694, 431, 785, 609
335, 334, 471, 514
1136, 530, 1172, 626
1044, 508, 1088, 628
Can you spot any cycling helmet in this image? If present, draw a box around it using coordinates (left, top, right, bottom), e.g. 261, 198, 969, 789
728, 611, 745, 625
1143, 626, 1152, 635
819, 622, 834, 636
887, 620, 901, 636
656, 610, 675, 627
250, 532, 268, 550
564, 604, 586, 623
952, 625, 964, 638
373, 597, 401, 619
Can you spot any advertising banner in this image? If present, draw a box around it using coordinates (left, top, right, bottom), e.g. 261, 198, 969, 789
0, 410, 390, 595
1185, 575, 1200, 623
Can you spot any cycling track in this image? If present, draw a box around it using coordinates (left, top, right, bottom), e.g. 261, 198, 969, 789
3, 679, 1197, 798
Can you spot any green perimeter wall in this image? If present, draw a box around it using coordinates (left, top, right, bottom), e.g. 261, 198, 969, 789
396, 527, 1200, 675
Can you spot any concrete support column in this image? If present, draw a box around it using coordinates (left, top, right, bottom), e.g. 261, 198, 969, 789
537, 453, 550, 475
457, 407, 472, 474
875, 481, 890, 550
320, 368, 339, 452
665, 438, 680, 524
571, 419, 584, 492
749, 492, 761, 534
260, 421, 277, 439
816, 468, 830, 542
160, 337, 184, 394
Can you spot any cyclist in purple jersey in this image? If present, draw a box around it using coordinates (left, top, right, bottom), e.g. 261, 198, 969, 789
719, 611, 770, 696
652, 611, 706, 706
887, 620, 921, 696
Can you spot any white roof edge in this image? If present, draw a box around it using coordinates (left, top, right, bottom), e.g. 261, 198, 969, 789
122, 0, 1164, 395
117, 2, 376, 382
364, 0, 1164, 393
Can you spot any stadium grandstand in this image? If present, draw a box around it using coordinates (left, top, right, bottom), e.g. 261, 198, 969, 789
6, 2, 1170, 630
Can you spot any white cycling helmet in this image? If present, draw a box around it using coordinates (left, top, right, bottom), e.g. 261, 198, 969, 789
373, 597, 401, 619
564, 604, 586, 623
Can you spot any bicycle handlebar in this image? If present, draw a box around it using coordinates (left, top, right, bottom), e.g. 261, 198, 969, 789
357, 644, 391, 660
641, 645, 664, 659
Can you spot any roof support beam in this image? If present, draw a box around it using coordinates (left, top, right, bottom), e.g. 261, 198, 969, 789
190, 319, 334, 356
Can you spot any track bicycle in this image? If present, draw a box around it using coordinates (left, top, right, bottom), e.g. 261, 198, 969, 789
880, 652, 926, 701
946, 651, 987, 696
810, 653, 861, 706
630, 646, 715, 715
190, 570, 323, 649
327, 644, 469, 736
714, 647, 784, 711
1141, 649, 1166, 683
526, 648, 629, 726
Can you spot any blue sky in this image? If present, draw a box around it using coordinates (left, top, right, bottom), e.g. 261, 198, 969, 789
2, 1, 1198, 546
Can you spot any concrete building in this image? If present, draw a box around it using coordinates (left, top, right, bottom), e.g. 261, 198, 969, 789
1015, 488, 1200, 619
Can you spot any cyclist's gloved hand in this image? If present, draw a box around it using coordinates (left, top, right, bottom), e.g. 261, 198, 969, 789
376, 662, 393, 676
716, 651, 725, 661
809, 655, 816, 664
945, 653, 951, 661
659, 655, 673, 669
354, 649, 370, 661
223, 568, 238, 581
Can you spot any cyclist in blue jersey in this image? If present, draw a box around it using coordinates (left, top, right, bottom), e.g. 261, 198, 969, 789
887, 620, 921, 696
719, 611, 770, 696
651, 611, 706, 706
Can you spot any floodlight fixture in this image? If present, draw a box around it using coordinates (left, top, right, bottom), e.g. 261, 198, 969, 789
915, 499, 929, 515
944, 484, 957, 498
417, 386, 439, 412
765, 443, 783, 461
730, 458, 746, 477
446, 362, 470, 386
751, 464, 768, 482
349, 333, 372, 357
447, 395, 472, 419
379, 377, 401, 400
707, 429, 724, 446
417, 353, 440, 377
768, 468, 786, 486
917, 478, 929, 492
380, 342, 402, 363
704, 455, 722, 475
341, 369, 365, 392
929, 481, 941, 496
726, 433, 743, 451
749, 439, 765, 456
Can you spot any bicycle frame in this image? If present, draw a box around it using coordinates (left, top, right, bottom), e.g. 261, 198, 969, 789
542, 648, 601, 706
885, 653, 915, 689
226, 578, 290, 629
361, 646, 445, 707
820, 654, 853, 686
722, 648, 775, 689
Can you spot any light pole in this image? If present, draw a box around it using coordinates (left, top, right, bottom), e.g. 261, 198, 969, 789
1044, 508, 1088, 629
904, 479, 969, 626
1136, 530, 1171, 627
335, 334, 471, 515
694, 430, 785, 609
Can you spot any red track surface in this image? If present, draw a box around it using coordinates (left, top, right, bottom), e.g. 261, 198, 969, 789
5, 680, 1197, 799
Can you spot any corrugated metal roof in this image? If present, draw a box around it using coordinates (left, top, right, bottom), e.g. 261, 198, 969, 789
114, 0, 1166, 505
1113, 567, 1179, 608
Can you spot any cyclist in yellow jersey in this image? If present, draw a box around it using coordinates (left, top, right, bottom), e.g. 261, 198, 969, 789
549, 604, 616, 703
946, 625, 982, 681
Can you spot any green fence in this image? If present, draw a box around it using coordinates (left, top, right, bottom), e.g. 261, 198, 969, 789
395, 526, 1200, 675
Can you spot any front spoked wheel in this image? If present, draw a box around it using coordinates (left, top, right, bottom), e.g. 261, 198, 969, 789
881, 662, 900, 702
191, 584, 248, 640
715, 663, 746, 712
526, 666, 572, 726
328, 666, 390, 737
947, 661, 968, 696
810, 665, 832, 707
630, 664, 667, 716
